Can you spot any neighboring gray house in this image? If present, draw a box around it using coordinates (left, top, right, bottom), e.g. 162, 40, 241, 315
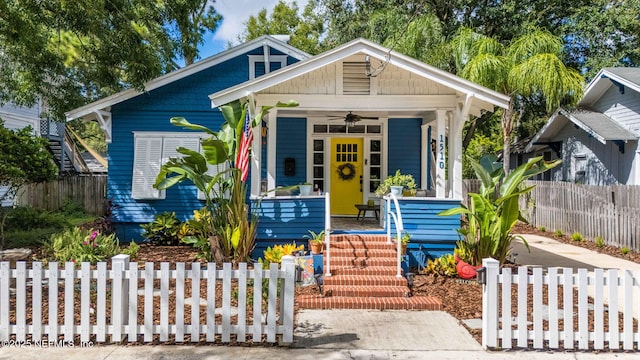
521, 68, 640, 185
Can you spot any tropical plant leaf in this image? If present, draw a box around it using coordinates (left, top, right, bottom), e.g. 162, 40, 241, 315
170, 117, 216, 135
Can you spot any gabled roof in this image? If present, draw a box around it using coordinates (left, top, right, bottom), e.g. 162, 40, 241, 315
580, 67, 640, 106
208, 38, 510, 112
65, 35, 310, 121
526, 108, 638, 152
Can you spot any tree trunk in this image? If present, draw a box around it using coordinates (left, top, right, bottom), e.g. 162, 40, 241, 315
501, 101, 515, 175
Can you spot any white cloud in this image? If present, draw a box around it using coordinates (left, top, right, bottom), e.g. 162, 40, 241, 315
213, 0, 309, 44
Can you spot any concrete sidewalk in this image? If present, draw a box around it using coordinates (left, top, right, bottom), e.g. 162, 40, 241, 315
2, 234, 639, 359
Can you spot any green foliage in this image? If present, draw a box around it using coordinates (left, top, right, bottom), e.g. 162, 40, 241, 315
120, 242, 140, 260
439, 155, 560, 266
259, 243, 304, 266
555, 229, 563, 237
155, 100, 297, 265
181, 207, 215, 261
0, 1, 223, 119
595, 236, 604, 248
68, 120, 107, 155
374, 170, 417, 196
140, 212, 184, 246
539, 226, 546, 232
424, 254, 456, 277
401, 232, 411, 244
45, 228, 120, 264
621, 247, 630, 255
571, 232, 583, 242
303, 230, 325, 244
5, 206, 70, 232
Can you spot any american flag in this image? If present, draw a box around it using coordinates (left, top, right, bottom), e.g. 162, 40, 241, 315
236, 109, 253, 182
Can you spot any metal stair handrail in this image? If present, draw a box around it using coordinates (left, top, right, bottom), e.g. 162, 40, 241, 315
384, 193, 404, 278
324, 192, 331, 277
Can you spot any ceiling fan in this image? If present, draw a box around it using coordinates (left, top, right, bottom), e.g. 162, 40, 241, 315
325, 112, 378, 126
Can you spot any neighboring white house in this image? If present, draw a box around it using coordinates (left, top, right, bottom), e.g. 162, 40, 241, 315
0, 102, 43, 206
522, 68, 640, 185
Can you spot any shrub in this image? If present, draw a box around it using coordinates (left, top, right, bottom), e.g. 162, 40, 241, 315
259, 243, 304, 265
140, 212, 184, 246
182, 208, 215, 261
621, 247, 630, 255
595, 236, 604, 248
5, 206, 70, 232
424, 253, 456, 277
45, 227, 120, 264
555, 229, 563, 237
571, 232, 583, 242
120, 242, 140, 260
539, 226, 546, 232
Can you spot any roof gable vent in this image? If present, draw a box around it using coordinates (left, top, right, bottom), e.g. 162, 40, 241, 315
343, 62, 370, 95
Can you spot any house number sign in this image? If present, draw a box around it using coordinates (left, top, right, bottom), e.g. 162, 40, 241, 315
438, 134, 445, 169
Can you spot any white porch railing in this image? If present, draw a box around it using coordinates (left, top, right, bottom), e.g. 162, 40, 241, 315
385, 193, 404, 278
482, 258, 640, 351
0, 255, 296, 344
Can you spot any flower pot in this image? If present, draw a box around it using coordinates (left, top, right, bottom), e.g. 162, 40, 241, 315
389, 186, 404, 197
299, 184, 312, 196
309, 241, 323, 254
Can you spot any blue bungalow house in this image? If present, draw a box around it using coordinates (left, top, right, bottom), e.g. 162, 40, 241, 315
66, 36, 509, 261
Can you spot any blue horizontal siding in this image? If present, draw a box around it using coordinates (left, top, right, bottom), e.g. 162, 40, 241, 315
386, 199, 461, 260
387, 118, 421, 185
107, 44, 303, 240
275, 118, 306, 187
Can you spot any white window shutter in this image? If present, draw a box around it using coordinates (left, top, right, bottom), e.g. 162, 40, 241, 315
132, 136, 164, 199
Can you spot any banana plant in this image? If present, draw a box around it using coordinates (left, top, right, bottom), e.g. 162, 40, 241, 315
440, 155, 560, 265
154, 99, 298, 264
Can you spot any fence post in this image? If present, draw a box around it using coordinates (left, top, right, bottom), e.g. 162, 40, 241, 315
280, 255, 295, 344
111, 254, 129, 343
482, 258, 500, 349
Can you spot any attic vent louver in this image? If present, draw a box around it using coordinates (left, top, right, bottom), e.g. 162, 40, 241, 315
343, 62, 370, 95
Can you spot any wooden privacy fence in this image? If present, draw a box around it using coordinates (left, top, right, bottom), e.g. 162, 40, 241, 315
0, 255, 296, 345
462, 180, 640, 253
481, 258, 640, 351
17, 175, 107, 216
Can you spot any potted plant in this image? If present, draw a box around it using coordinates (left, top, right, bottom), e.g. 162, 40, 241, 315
298, 182, 313, 196
303, 230, 324, 254
401, 231, 410, 255
374, 170, 417, 197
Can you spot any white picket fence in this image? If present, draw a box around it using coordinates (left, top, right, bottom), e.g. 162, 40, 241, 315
0, 255, 296, 345
482, 258, 640, 351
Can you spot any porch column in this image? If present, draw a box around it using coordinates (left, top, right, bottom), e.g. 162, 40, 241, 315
448, 112, 464, 199
435, 110, 447, 198
267, 109, 278, 197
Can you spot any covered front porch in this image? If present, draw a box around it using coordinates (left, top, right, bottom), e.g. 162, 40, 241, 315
208, 38, 509, 259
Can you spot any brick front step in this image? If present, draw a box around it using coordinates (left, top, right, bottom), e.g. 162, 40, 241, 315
324, 285, 409, 297
298, 294, 442, 310
328, 266, 402, 276
330, 235, 393, 249
330, 257, 397, 267
324, 274, 407, 287
329, 248, 398, 258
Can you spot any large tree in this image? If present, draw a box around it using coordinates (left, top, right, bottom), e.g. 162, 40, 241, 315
452, 28, 584, 173
0, 0, 222, 119
240, 0, 324, 55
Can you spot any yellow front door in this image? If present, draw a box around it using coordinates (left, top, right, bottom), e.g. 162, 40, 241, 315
330, 138, 363, 215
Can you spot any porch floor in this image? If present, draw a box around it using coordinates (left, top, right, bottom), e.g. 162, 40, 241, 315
331, 216, 383, 231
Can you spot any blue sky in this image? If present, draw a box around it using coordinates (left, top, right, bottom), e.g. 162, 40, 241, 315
198, 0, 310, 59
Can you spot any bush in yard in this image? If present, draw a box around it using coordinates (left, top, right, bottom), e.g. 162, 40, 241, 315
140, 212, 185, 246
555, 229, 563, 237
120, 241, 140, 260
571, 232, 583, 242
539, 226, 546, 232
621, 247, 630, 255
0, 120, 58, 250
595, 236, 604, 248
259, 243, 304, 266
424, 253, 456, 277
45, 227, 120, 264
439, 155, 560, 266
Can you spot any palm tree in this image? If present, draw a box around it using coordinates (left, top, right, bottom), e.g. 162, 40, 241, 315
452, 28, 584, 173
